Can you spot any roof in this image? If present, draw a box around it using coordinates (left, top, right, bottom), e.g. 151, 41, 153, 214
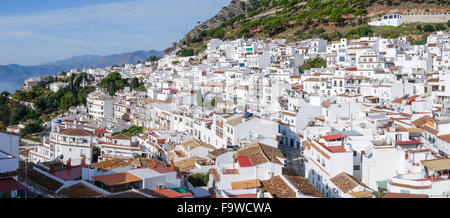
392, 95, 420, 104
132, 157, 167, 168
412, 115, 434, 128
350, 190, 374, 198
106, 189, 151, 198
151, 188, 193, 198
235, 142, 285, 166
59, 128, 93, 136
208, 148, 228, 157
111, 134, 131, 140
128, 168, 162, 179
227, 115, 255, 126
174, 156, 207, 172
260, 175, 295, 198
438, 134, 450, 143
0, 179, 26, 193
282, 168, 324, 198
93, 172, 142, 186
382, 192, 428, 198
330, 172, 371, 193
322, 134, 345, 141
421, 158, 450, 171
50, 165, 83, 181
58, 183, 103, 198
94, 129, 108, 134
182, 139, 214, 151
231, 179, 261, 190
90, 158, 132, 171
237, 155, 253, 167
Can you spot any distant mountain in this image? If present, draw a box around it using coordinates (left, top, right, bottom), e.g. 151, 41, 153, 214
0, 49, 165, 93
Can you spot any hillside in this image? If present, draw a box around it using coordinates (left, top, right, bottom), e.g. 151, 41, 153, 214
178, 0, 450, 55
0, 50, 164, 93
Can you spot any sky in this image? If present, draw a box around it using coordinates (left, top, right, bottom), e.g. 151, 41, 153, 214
0, 0, 231, 65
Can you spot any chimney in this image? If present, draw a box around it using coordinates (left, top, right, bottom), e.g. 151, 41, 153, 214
151, 159, 155, 169
170, 160, 175, 172
50, 163, 55, 172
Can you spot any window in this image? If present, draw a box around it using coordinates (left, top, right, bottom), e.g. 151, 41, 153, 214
354, 165, 360, 170
353, 151, 357, 156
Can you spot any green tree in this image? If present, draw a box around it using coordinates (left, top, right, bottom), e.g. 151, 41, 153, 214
416, 24, 422, 31
188, 173, 209, 187
60, 92, 77, 110
435, 23, 446, 31
131, 78, 140, 90
423, 24, 435, 32
22, 121, 43, 135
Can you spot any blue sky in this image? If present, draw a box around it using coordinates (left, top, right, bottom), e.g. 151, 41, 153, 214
0, 0, 231, 65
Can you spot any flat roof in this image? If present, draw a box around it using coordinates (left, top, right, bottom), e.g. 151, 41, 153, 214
322, 134, 345, 141
128, 168, 162, 179
0, 179, 26, 193
93, 172, 142, 186
152, 188, 193, 198
231, 179, 261, 190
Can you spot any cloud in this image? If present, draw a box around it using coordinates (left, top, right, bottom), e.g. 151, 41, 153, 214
0, 0, 231, 65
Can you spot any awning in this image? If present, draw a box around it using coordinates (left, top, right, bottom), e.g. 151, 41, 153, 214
93, 172, 142, 186
231, 179, 261, 190
0, 179, 26, 193
421, 158, 450, 171
396, 140, 420, 145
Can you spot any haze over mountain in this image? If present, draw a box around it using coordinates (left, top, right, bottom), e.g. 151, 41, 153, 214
0, 49, 164, 93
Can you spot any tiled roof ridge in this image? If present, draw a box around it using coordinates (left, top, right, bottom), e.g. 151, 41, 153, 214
256, 143, 271, 163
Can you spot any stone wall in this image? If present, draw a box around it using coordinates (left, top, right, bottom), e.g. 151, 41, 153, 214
402, 13, 450, 24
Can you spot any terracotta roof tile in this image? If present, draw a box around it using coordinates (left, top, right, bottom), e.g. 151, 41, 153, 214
59, 183, 103, 198
261, 175, 295, 198
235, 143, 285, 166
382, 192, 428, 198
330, 172, 370, 193
59, 128, 93, 136
282, 168, 324, 198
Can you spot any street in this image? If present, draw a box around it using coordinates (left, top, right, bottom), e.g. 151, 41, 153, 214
280, 144, 305, 178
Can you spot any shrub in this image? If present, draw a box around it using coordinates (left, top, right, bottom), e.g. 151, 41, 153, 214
188, 173, 209, 187
423, 24, 435, 32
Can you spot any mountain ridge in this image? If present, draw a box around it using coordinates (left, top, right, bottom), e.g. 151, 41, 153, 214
0, 49, 165, 93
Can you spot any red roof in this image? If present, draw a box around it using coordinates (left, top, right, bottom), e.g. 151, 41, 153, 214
152, 189, 193, 198
149, 134, 159, 138
0, 179, 26, 193
327, 146, 347, 153
344, 67, 358, 71
237, 156, 253, 167
396, 140, 420, 145
322, 134, 345, 141
51, 165, 83, 181
95, 129, 108, 134
390, 117, 410, 121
